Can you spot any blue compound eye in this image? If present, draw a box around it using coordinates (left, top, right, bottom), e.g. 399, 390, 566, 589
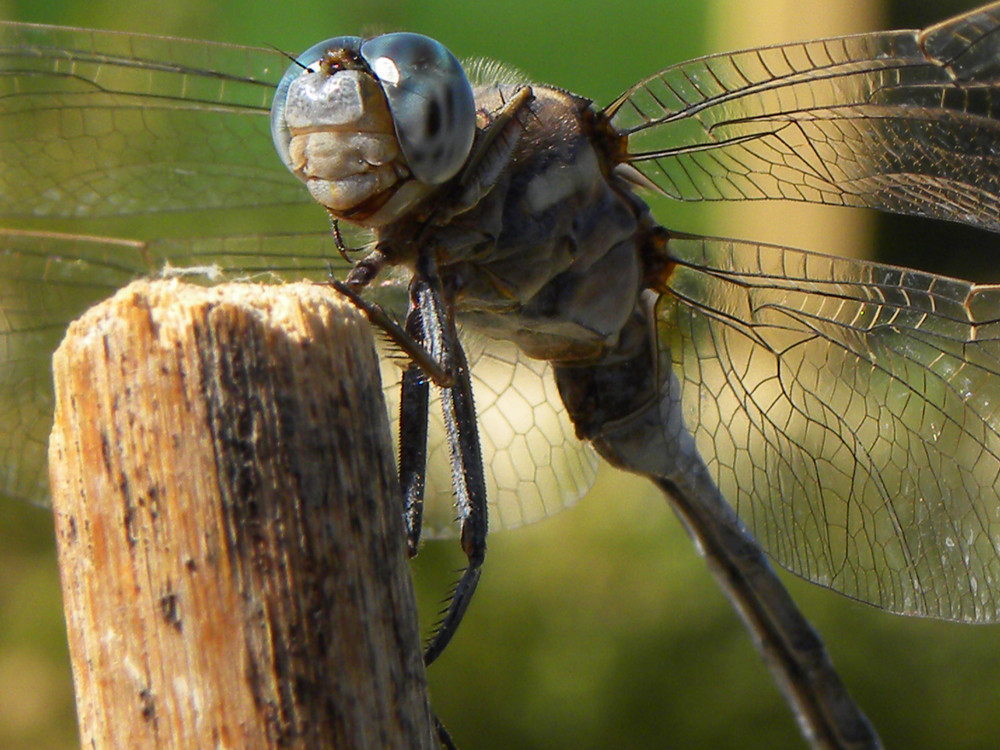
360, 32, 475, 185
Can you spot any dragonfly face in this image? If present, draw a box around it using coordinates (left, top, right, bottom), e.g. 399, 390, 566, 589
271, 33, 476, 224
4, 2, 1000, 747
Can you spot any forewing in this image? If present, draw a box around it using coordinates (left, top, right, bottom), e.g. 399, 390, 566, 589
0, 21, 307, 220
609, 4, 1000, 230
659, 234, 1000, 623
0, 21, 395, 508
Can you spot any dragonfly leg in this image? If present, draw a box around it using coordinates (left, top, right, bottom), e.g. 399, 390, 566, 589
342, 247, 389, 291
333, 264, 488, 666
330, 275, 439, 552
434, 713, 460, 750
329, 217, 361, 264
411, 270, 488, 666
421, 351, 486, 664
398, 305, 430, 555
330, 278, 453, 386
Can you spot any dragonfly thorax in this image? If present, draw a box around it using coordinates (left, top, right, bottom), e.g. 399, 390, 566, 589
377, 83, 654, 365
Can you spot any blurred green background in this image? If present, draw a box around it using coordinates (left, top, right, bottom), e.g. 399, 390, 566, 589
1, 0, 998, 748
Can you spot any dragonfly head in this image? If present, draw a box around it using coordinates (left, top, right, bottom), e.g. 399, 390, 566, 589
271, 33, 476, 227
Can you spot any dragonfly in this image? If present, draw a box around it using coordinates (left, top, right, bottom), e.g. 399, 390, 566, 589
4, 2, 1000, 747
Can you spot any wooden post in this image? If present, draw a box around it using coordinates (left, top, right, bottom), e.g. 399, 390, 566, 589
47, 280, 437, 750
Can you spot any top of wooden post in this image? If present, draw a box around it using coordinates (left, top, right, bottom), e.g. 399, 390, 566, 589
48, 279, 437, 750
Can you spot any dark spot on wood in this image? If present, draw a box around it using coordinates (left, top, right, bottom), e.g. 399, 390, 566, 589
160, 590, 182, 631
145, 485, 160, 520
99, 431, 113, 474
139, 688, 156, 723
123, 505, 136, 547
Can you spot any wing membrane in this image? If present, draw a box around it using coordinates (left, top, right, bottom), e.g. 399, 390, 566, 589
659, 234, 1000, 622
609, 3, 1000, 231
0, 22, 305, 219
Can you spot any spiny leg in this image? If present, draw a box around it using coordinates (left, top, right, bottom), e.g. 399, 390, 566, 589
421, 310, 486, 665
434, 714, 459, 750
398, 294, 430, 555
332, 265, 488, 667
406, 271, 487, 666
329, 277, 436, 553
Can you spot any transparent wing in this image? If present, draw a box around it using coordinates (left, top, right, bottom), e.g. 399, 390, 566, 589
608, 3, 1000, 230
0, 22, 353, 506
380, 334, 599, 538
0, 22, 306, 220
659, 233, 1000, 623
